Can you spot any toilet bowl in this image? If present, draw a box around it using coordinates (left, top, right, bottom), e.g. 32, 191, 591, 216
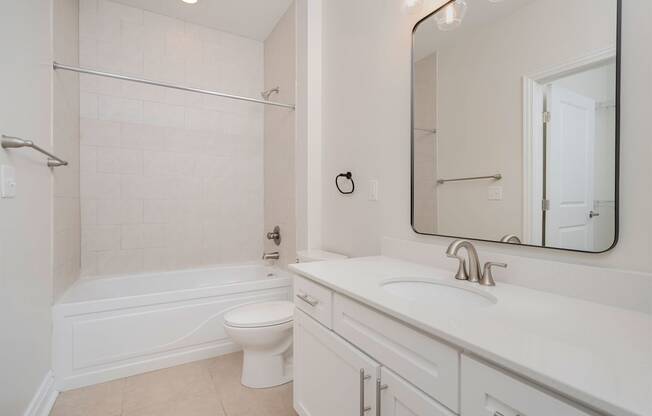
224, 301, 294, 388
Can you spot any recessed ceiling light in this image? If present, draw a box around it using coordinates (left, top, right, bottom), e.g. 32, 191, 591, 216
181, 0, 198, 4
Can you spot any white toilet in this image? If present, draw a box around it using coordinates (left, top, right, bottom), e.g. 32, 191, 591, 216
224, 250, 346, 389
224, 301, 295, 388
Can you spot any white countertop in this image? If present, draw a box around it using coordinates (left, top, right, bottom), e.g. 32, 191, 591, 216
289, 256, 652, 416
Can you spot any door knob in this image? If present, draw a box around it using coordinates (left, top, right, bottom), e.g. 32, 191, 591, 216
589, 211, 600, 218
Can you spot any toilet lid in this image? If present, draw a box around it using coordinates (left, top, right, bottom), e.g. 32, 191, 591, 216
224, 301, 294, 328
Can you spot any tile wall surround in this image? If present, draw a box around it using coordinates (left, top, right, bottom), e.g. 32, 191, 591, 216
79, 0, 265, 276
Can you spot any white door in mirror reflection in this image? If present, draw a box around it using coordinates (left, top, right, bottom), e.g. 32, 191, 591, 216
545, 85, 596, 251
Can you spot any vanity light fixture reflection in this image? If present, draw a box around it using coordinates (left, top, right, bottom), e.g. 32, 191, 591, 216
403, 0, 425, 14
436, 0, 467, 31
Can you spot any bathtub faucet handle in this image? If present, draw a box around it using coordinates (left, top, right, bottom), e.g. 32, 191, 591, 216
266, 226, 281, 246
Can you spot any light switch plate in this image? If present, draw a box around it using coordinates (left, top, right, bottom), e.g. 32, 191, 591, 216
488, 186, 502, 201
369, 180, 379, 201
1, 165, 17, 198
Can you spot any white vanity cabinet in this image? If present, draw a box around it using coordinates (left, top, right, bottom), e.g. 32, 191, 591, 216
379, 367, 455, 416
461, 356, 594, 416
293, 275, 602, 416
294, 309, 380, 416
294, 308, 453, 416
333, 293, 460, 412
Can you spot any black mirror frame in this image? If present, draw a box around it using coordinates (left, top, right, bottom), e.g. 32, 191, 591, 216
410, 0, 621, 254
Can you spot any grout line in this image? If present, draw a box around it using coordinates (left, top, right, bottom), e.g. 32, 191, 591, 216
220, 399, 229, 416
118, 377, 126, 416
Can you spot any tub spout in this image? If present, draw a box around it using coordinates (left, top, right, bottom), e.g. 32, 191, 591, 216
262, 251, 280, 261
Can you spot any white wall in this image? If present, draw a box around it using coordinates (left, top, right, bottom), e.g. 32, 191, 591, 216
53, 0, 81, 300
320, 0, 652, 278
0, 1, 54, 414
78, 0, 265, 276
264, 3, 297, 267
295, 0, 323, 253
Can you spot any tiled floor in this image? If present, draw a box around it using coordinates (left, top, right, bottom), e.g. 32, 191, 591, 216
50, 352, 297, 416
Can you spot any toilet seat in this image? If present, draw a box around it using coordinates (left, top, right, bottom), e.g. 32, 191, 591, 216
224, 301, 294, 328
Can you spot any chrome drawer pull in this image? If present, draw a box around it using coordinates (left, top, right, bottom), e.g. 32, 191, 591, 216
360, 369, 372, 415
296, 292, 319, 307
376, 378, 388, 416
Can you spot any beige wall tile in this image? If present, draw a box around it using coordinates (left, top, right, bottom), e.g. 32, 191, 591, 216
79, 0, 266, 276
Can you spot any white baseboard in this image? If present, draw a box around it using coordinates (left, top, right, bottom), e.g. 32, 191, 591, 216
23, 371, 58, 416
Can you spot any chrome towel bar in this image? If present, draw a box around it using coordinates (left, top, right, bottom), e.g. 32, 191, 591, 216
414, 127, 437, 133
437, 174, 502, 184
53, 62, 296, 110
1, 135, 68, 167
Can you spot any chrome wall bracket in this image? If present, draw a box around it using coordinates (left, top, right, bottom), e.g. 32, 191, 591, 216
1, 135, 68, 168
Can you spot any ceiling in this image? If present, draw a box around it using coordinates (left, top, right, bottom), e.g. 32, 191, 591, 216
113, 0, 294, 41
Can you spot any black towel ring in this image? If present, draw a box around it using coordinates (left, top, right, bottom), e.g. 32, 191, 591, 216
336, 172, 355, 195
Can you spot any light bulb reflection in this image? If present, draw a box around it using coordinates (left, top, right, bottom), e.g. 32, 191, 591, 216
435, 0, 467, 31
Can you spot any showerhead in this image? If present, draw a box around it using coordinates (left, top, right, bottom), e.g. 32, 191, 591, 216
261, 87, 280, 101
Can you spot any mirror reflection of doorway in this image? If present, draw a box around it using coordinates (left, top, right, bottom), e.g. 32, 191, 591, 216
524, 57, 616, 252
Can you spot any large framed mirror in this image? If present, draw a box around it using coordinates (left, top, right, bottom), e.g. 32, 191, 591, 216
411, 0, 620, 253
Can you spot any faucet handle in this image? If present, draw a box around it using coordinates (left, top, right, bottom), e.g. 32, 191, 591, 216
480, 262, 506, 286
450, 256, 469, 280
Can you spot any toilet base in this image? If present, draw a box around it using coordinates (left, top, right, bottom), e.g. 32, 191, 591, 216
241, 349, 293, 388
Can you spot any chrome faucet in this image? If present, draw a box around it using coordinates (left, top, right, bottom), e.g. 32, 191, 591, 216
446, 239, 507, 286
262, 251, 280, 261
479, 262, 507, 286
446, 240, 482, 282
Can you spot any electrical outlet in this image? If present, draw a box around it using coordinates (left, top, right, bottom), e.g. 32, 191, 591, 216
488, 186, 502, 201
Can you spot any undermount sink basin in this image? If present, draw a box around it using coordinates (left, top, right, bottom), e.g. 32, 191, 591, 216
381, 278, 497, 308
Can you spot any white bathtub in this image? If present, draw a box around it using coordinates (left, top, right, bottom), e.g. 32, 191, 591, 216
53, 264, 293, 390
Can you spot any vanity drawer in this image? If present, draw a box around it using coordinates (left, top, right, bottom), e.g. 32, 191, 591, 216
294, 276, 333, 328
333, 294, 460, 413
461, 355, 593, 416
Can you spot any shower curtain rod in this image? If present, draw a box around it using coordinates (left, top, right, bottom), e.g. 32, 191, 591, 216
53, 62, 296, 110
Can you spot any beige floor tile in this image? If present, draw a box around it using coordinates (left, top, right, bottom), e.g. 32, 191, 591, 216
49, 379, 124, 416
122, 361, 215, 414
205, 352, 296, 416
121, 392, 225, 416
50, 352, 297, 416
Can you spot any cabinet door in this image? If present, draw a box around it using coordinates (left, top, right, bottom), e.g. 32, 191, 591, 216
294, 309, 380, 416
379, 367, 455, 416
461, 355, 593, 416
